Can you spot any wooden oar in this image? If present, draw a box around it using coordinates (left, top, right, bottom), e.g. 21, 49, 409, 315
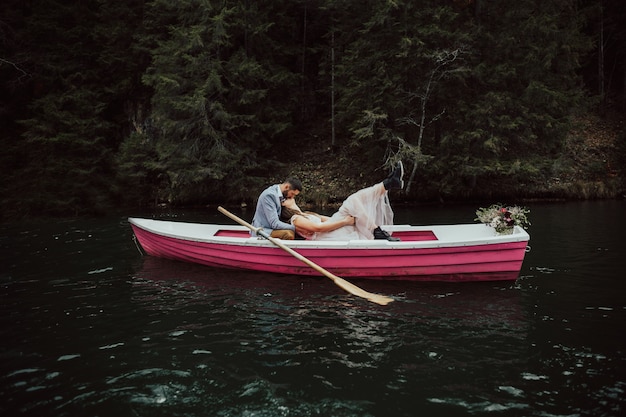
218, 206, 394, 306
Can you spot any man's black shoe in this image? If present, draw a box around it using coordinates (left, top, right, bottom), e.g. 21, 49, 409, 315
373, 226, 401, 241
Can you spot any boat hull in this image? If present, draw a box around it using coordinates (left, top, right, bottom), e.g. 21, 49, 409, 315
129, 217, 530, 282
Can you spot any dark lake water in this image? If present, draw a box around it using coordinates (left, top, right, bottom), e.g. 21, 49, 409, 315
2, 200, 625, 417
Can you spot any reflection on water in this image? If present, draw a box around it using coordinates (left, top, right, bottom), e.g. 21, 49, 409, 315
1, 201, 625, 417
123, 257, 531, 416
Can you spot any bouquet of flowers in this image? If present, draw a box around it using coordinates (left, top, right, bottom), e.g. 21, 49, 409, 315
475, 204, 530, 234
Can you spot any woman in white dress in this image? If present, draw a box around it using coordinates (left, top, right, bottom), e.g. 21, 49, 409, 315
280, 161, 404, 241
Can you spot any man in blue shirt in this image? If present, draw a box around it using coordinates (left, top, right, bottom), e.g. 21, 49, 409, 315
251, 177, 302, 239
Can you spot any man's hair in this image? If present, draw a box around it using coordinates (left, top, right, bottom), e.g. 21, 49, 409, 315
285, 177, 302, 191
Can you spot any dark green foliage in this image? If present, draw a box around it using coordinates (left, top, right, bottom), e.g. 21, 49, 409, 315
133, 0, 302, 205
8, 1, 116, 216
2, 0, 144, 218
616, 128, 626, 192
458, 0, 589, 153
1, 0, 622, 219
436, 0, 593, 198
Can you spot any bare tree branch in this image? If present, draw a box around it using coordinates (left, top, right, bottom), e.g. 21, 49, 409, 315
392, 47, 467, 192
0, 57, 31, 83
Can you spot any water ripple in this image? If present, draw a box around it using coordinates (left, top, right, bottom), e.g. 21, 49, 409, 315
2, 206, 625, 417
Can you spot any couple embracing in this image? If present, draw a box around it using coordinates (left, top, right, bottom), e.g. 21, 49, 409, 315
251, 162, 405, 242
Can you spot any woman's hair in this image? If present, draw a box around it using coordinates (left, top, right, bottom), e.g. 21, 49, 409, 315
280, 205, 303, 223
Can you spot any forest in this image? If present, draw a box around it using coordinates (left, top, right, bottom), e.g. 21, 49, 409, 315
1, 0, 625, 220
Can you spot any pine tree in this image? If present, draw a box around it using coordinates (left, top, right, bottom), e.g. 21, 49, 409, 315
440, 0, 592, 197
2, 0, 145, 217
134, 0, 302, 204
13, 1, 116, 215
327, 0, 469, 184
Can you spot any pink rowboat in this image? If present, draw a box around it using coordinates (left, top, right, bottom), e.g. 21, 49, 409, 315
129, 217, 530, 282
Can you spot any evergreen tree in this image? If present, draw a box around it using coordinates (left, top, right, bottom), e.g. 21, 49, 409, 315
3, 0, 144, 217
328, 0, 469, 183
133, 0, 302, 204
440, 0, 591, 197
0, 0, 32, 219
13, 1, 113, 215
1, 0, 615, 216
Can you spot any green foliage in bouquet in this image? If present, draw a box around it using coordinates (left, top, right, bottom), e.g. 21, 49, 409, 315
475, 204, 531, 234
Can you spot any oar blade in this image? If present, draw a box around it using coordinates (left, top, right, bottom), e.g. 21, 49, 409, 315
331, 276, 394, 305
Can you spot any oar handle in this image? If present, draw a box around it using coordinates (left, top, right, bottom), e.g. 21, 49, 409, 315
218, 206, 261, 235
